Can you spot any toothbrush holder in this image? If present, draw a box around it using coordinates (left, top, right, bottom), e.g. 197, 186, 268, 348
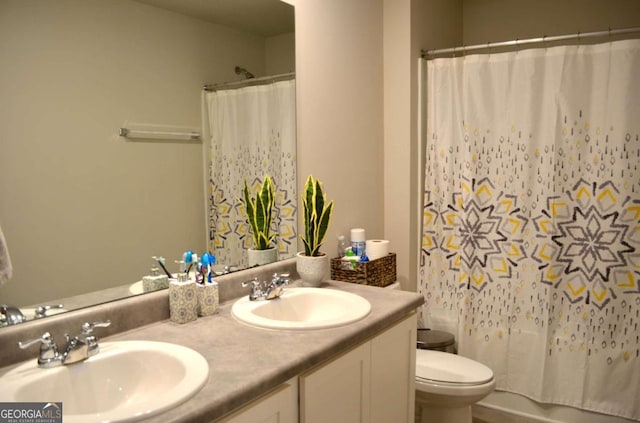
169, 278, 198, 324
197, 282, 219, 317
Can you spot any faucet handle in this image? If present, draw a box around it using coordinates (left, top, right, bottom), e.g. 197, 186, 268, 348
81, 320, 111, 335
18, 332, 61, 367
71, 321, 111, 359
272, 273, 291, 285
18, 332, 56, 350
34, 304, 64, 319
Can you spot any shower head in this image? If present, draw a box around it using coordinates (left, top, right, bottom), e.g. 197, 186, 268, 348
235, 66, 255, 79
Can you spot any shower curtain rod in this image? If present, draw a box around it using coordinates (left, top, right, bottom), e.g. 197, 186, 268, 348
203, 72, 295, 92
422, 26, 640, 58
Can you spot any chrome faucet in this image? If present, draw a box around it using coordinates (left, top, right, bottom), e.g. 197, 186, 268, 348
0, 304, 26, 326
18, 320, 111, 368
1, 303, 65, 327
242, 273, 290, 301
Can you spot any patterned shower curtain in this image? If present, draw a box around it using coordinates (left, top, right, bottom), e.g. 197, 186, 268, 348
420, 39, 640, 419
202, 80, 297, 270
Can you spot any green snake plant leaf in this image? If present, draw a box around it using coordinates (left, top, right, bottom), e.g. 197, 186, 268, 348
300, 175, 334, 257
311, 200, 333, 257
242, 176, 276, 250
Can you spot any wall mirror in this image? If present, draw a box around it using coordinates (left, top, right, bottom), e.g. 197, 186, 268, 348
0, 0, 295, 326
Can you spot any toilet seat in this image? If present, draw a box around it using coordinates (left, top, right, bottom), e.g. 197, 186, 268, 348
415, 349, 493, 386
414, 349, 496, 421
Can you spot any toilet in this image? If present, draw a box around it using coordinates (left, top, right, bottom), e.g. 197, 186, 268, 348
414, 330, 495, 423
383, 284, 494, 422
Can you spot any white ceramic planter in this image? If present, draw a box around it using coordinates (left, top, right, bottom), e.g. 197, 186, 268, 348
247, 247, 278, 267
296, 252, 329, 287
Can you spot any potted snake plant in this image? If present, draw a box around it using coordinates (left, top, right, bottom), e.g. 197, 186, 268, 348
242, 175, 278, 267
296, 175, 334, 286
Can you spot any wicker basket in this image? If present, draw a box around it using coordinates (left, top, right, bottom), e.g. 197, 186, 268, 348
330, 253, 396, 287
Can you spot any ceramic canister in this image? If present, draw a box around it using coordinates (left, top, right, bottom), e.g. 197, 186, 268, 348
197, 281, 219, 317
169, 275, 198, 324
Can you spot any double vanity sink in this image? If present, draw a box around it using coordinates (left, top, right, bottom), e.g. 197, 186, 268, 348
0, 265, 422, 423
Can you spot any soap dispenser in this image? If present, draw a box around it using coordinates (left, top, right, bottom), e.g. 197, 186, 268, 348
169, 272, 198, 324
142, 257, 169, 292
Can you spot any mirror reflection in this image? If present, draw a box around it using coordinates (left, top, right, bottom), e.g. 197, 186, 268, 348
0, 0, 295, 326
203, 75, 297, 271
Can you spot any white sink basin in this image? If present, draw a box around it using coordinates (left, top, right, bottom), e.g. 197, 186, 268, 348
231, 287, 371, 330
128, 281, 144, 294
0, 341, 209, 422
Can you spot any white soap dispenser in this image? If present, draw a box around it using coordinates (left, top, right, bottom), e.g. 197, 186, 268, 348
142, 257, 169, 292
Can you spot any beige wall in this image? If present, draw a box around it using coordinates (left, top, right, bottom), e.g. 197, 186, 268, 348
266, 32, 296, 74
294, 0, 462, 291
0, 0, 291, 306
383, 0, 413, 290
463, 0, 640, 45
382, 0, 463, 291
293, 0, 463, 291
294, 0, 385, 258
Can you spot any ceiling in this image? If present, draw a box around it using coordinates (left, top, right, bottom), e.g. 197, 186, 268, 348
134, 0, 294, 37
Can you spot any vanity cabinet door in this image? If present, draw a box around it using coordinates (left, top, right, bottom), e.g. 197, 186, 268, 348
217, 379, 298, 423
370, 313, 416, 423
299, 341, 371, 423
299, 313, 416, 423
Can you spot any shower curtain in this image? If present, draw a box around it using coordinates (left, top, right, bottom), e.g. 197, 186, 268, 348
202, 80, 297, 269
420, 39, 640, 420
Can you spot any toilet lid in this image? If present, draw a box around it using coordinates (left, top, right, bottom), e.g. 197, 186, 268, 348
416, 349, 493, 385
417, 329, 455, 349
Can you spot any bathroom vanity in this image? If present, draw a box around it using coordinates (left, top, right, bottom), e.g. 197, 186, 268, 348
0, 259, 423, 422
217, 312, 416, 423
